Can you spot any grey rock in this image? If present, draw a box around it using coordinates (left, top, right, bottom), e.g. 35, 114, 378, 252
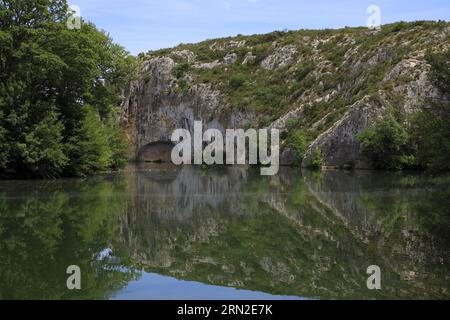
302, 95, 385, 169
171, 50, 196, 63
242, 52, 256, 65
384, 58, 441, 112
280, 147, 297, 166
121, 57, 256, 161
261, 45, 297, 70
192, 60, 222, 70
223, 53, 238, 65
210, 40, 247, 51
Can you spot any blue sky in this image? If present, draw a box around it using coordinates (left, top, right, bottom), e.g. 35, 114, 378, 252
69, 0, 450, 55
111, 272, 304, 300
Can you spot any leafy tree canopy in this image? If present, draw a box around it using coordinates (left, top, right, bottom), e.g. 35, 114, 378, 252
0, 0, 136, 178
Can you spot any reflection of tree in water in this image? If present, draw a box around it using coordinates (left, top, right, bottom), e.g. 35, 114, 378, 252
1, 165, 449, 299
0, 177, 139, 300
116, 165, 450, 299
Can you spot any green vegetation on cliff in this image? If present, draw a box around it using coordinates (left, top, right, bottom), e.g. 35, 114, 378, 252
141, 21, 449, 168
358, 48, 450, 171
0, 0, 135, 178
2, 2, 449, 176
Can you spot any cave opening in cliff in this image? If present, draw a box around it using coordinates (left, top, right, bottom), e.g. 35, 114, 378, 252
137, 141, 175, 163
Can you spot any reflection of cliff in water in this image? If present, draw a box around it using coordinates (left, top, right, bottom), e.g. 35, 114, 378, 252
302, 170, 450, 280
117, 164, 257, 269
115, 164, 450, 299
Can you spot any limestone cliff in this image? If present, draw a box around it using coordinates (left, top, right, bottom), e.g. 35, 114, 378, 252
120, 56, 256, 161
121, 21, 450, 167
114, 165, 450, 299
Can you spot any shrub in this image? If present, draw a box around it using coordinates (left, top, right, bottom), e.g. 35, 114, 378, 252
311, 150, 324, 168
172, 62, 190, 79
427, 48, 450, 95
294, 62, 314, 82
229, 75, 247, 90
407, 48, 450, 171
288, 129, 310, 161
357, 112, 416, 170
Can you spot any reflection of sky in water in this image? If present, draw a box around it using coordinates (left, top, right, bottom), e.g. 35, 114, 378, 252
1, 165, 449, 299
110, 273, 305, 300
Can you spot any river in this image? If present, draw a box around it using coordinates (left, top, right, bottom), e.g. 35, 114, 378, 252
0, 164, 449, 299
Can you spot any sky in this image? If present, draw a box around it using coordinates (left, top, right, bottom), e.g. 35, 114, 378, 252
68, 0, 450, 55
111, 272, 304, 300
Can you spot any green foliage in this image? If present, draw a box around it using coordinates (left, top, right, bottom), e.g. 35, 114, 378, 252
18, 110, 68, 178
0, 0, 134, 178
228, 74, 247, 90
66, 107, 112, 176
408, 48, 450, 171
410, 107, 450, 171
291, 130, 310, 161
0, 0, 68, 28
0, 111, 8, 171
285, 119, 311, 162
359, 48, 450, 172
427, 49, 450, 94
357, 111, 416, 170
172, 61, 190, 79
195, 62, 291, 116
293, 62, 314, 82
311, 149, 324, 168
105, 117, 129, 170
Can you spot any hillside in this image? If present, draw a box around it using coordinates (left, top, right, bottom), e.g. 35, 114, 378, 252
121, 21, 450, 169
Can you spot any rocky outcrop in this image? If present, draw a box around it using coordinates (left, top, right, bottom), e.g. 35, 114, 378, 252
121, 57, 256, 160
121, 22, 449, 167
383, 57, 441, 112
302, 95, 386, 168
261, 44, 297, 70
242, 52, 256, 65
171, 50, 196, 63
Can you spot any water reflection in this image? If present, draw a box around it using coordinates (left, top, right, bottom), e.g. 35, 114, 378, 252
0, 164, 449, 299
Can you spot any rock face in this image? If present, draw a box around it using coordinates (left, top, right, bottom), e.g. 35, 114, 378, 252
242, 52, 256, 65
261, 45, 297, 70
383, 57, 441, 113
121, 57, 255, 160
121, 22, 449, 166
302, 95, 385, 168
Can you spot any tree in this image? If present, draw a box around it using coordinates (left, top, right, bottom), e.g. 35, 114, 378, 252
66, 106, 111, 176
288, 129, 310, 162
0, 109, 8, 172
410, 48, 450, 171
0, 0, 135, 178
357, 111, 416, 170
17, 110, 68, 178
0, 0, 68, 28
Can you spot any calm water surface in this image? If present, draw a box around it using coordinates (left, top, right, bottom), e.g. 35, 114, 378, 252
0, 164, 449, 299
